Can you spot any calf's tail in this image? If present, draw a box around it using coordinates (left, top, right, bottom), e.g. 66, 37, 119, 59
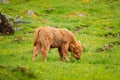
34, 28, 40, 46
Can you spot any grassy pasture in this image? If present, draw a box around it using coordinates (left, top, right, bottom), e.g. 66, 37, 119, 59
0, 0, 120, 80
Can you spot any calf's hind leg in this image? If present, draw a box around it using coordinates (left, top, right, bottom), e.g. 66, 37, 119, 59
32, 44, 41, 61
41, 46, 49, 62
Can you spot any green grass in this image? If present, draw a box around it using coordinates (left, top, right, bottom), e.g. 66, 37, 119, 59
0, 0, 120, 80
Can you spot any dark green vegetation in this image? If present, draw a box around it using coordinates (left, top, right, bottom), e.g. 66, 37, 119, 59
0, 0, 120, 80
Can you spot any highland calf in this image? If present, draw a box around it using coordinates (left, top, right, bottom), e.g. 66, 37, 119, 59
32, 27, 83, 62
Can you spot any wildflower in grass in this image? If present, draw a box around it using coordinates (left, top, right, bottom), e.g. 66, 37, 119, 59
83, 0, 90, 2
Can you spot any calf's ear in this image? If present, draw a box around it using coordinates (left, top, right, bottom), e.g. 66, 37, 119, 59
70, 44, 75, 51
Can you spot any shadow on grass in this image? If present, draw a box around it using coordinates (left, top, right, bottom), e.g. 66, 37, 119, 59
0, 65, 37, 80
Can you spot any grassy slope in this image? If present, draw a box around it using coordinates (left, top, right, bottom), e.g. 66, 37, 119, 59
0, 0, 120, 80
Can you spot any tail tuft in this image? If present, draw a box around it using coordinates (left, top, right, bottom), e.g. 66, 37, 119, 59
34, 28, 40, 46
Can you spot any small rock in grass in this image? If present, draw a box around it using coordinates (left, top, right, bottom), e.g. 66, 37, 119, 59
27, 10, 35, 16
14, 16, 23, 23
0, 0, 8, 4
0, 12, 14, 35
96, 44, 114, 52
45, 8, 55, 13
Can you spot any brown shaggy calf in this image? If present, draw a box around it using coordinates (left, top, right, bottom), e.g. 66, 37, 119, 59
32, 27, 83, 62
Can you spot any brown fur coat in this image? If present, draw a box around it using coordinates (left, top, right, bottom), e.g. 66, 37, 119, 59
33, 27, 83, 62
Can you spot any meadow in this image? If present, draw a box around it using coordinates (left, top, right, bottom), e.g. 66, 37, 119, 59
0, 0, 120, 80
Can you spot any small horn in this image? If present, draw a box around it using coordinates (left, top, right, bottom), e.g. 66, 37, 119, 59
78, 40, 81, 44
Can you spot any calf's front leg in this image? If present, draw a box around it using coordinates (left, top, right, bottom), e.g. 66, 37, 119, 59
61, 43, 70, 62
58, 48, 63, 61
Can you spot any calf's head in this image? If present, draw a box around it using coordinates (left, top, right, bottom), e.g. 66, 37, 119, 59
70, 41, 83, 60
